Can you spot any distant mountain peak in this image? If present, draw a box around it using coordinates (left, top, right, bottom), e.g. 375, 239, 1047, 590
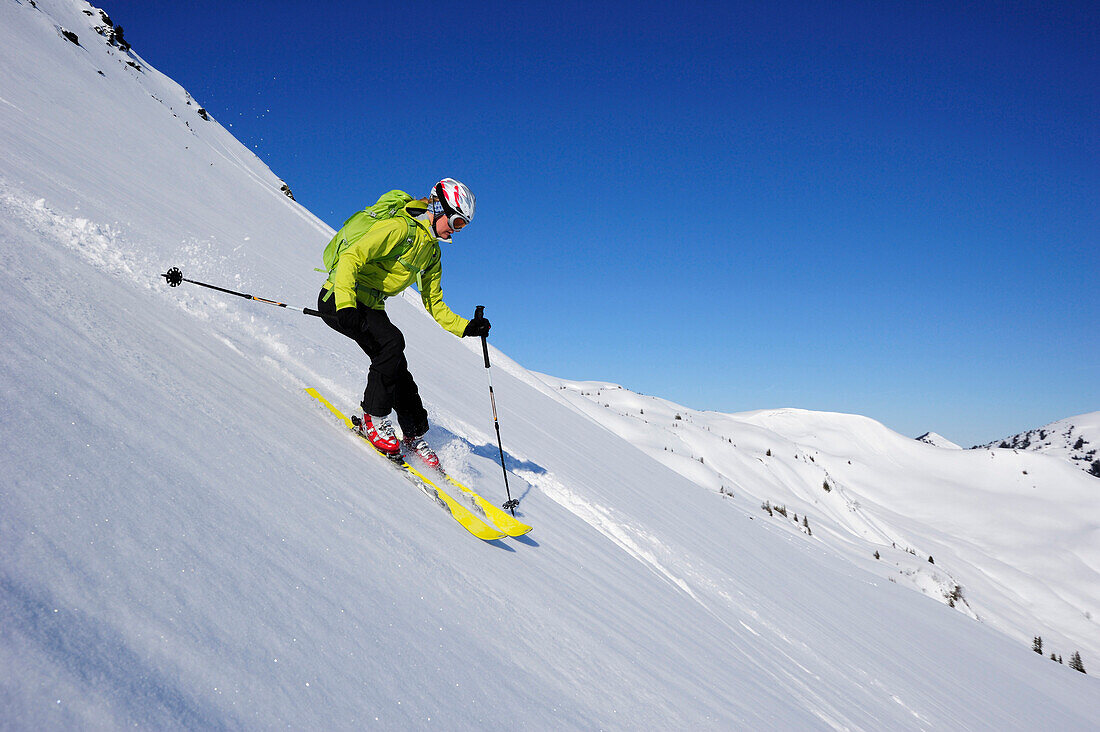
916, 432, 962, 449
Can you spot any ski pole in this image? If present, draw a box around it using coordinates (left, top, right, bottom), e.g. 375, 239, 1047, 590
161, 266, 330, 319
476, 305, 518, 515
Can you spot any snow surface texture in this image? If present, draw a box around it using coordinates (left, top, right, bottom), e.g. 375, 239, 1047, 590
2, 1, 1098, 728
979, 412, 1100, 478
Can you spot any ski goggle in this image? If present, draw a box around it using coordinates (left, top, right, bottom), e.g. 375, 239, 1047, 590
430, 195, 469, 232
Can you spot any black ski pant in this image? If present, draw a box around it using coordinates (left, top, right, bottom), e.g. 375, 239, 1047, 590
317, 289, 429, 438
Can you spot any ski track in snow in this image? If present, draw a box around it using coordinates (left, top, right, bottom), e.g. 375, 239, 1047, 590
522, 467, 842, 699
519, 470, 702, 602
0, 184, 144, 284
0, 181, 347, 414
521, 470, 863, 729
0, 95, 23, 112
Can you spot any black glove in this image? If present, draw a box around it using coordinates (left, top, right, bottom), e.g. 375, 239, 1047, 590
336, 307, 360, 333
463, 313, 491, 338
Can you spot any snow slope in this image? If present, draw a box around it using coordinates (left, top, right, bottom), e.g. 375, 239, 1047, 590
2, 1, 1098, 728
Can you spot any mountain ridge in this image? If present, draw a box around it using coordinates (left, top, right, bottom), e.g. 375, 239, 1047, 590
977, 411, 1100, 478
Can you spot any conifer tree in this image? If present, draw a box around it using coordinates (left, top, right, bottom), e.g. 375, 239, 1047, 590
1032, 636, 1043, 654
1070, 652, 1086, 674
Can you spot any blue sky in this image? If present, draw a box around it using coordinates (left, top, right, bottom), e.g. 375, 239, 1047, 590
109, 1, 1097, 445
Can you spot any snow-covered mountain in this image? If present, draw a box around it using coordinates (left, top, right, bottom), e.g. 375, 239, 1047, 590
978, 412, 1100, 478
2, 1, 1098, 728
916, 431, 963, 449
537, 376, 1100, 670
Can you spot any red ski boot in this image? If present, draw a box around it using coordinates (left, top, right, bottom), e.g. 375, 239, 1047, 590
402, 435, 441, 471
358, 413, 401, 457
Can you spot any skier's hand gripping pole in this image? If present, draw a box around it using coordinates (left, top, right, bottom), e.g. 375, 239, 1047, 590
476, 305, 519, 515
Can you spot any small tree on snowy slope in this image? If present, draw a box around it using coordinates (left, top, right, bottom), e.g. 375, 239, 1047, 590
1069, 652, 1087, 674
1032, 636, 1043, 654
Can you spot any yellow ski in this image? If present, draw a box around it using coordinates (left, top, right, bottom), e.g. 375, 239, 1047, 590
305, 388, 507, 542
442, 473, 532, 537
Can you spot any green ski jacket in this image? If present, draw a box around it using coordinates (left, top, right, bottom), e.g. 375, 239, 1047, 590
322, 201, 469, 337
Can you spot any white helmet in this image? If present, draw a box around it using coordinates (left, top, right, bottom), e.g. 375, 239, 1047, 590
432, 178, 475, 230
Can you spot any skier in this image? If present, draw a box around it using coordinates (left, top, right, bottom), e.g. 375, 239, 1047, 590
317, 178, 491, 469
